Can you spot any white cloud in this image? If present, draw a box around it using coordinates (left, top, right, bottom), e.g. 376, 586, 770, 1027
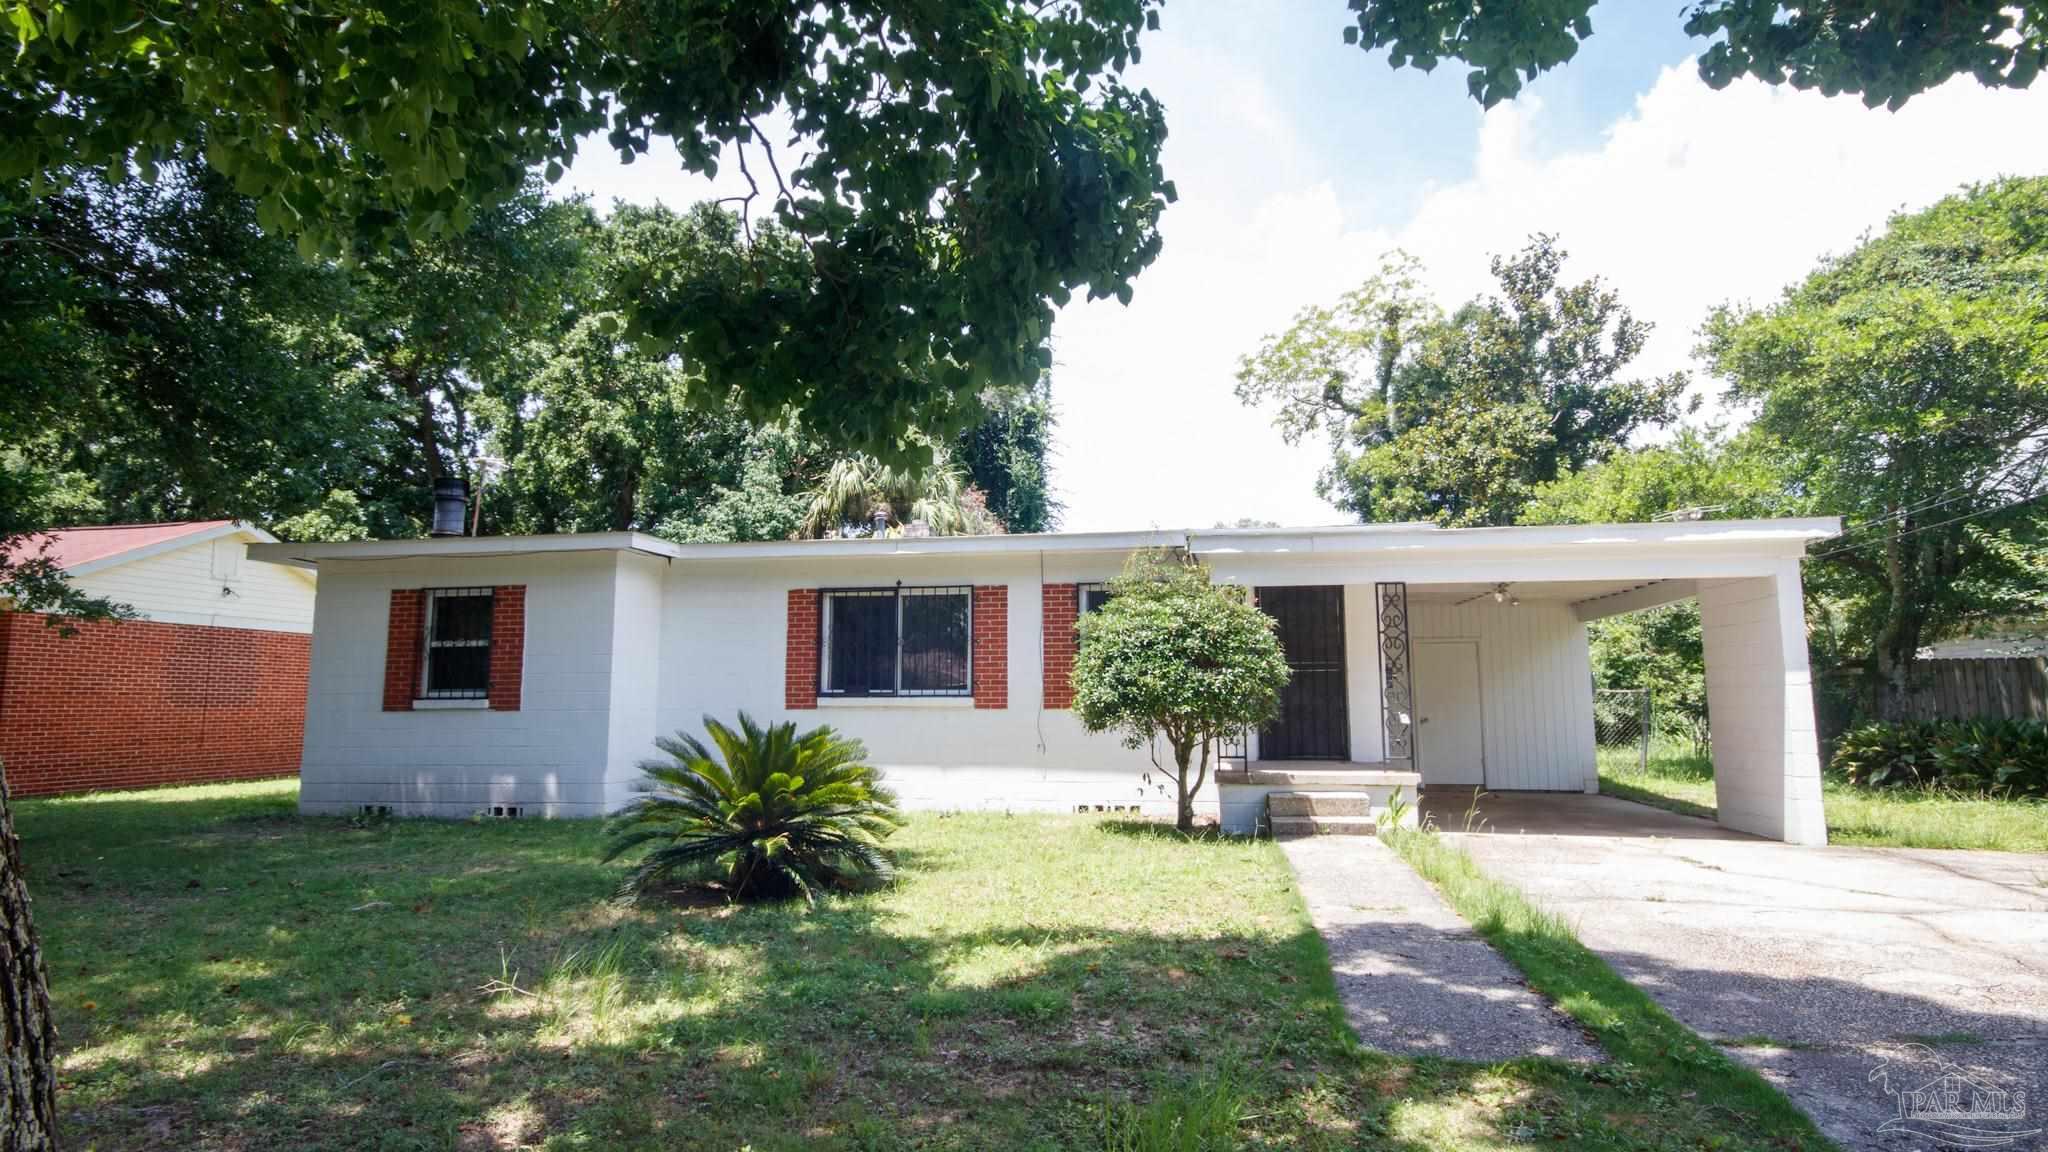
1054, 64, 2048, 530
557, 60, 2048, 533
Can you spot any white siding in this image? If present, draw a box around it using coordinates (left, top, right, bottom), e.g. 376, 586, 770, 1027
1408, 598, 1597, 792
656, 555, 1217, 818
297, 552, 622, 817
70, 532, 315, 632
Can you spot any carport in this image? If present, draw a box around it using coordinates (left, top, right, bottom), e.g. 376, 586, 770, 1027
1194, 519, 1839, 845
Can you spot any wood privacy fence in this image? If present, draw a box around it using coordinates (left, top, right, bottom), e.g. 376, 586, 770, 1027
1815, 657, 2048, 746
1906, 657, 2048, 721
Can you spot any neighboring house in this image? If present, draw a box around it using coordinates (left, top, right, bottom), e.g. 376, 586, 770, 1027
0, 521, 316, 796
251, 517, 1841, 843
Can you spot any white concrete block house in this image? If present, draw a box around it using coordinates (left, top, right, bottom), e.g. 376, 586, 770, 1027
249, 516, 1841, 843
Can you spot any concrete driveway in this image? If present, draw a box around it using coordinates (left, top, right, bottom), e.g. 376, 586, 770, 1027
1436, 793, 2048, 1152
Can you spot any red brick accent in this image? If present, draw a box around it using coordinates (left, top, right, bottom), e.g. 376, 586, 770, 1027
1041, 583, 1079, 709
972, 585, 1008, 709
489, 585, 525, 711
0, 611, 308, 797
382, 589, 425, 711
785, 589, 818, 710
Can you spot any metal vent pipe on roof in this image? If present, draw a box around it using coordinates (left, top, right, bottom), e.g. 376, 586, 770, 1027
430, 478, 469, 537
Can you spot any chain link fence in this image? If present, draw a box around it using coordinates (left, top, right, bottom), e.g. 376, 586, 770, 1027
1594, 688, 1651, 774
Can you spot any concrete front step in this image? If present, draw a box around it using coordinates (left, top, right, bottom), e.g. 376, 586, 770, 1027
1268, 790, 1379, 818
1271, 814, 1383, 838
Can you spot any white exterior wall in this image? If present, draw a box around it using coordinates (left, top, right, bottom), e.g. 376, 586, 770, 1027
1408, 599, 1598, 793
298, 552, 626, 817
659, 554, 1213, 818
1699, 566, 1828, 844
265, 518, 1838, 841
605, 552, 669, 811
69, 533, 314, 633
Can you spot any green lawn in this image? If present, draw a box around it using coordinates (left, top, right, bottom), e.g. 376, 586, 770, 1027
1598, 745, 2048, 852
27, 779, 1825, 1150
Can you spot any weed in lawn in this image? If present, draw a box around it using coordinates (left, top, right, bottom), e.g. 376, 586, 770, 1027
1094, 1073, 1244, 1152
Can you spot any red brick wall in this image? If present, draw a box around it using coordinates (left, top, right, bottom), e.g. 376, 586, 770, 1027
972, 585, 1008, 709
488, 585, 525, 711
785, 589, 818, 709
1041, 583, 1078, 709
382, 589, 424, 711
0, 611, 308, 797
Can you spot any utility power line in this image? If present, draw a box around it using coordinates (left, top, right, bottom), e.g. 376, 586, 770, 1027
1811, 487, 2048, 562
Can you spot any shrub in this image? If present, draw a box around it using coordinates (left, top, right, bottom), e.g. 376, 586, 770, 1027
602, 713, 902, 903
1832, 718, 2048, 797
1072, 551, 1290, 832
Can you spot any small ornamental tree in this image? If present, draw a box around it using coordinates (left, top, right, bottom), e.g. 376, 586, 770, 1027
1072, 551, 1291, 832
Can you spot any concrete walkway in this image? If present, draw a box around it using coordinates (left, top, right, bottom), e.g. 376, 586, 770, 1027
1280, 836, 1602, 1063
1446, 795, 2048, 1152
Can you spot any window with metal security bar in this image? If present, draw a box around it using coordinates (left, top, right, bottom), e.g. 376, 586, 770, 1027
1078, 582, 1115, 615
421, 587, 493, 699
819, 586, 972, 697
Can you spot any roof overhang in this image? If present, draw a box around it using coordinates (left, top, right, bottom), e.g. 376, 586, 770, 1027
1187, 517, 1839, 558
62, 520, 278, 579
246, 517, 1842, 571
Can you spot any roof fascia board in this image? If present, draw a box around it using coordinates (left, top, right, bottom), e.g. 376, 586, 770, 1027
62, 521, 268, 579
1190, 517, 1839, 558
247, 531, 675, 570
245, 517, 1842, 571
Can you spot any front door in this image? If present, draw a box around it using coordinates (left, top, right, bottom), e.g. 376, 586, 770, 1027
1415, 639, 1484, 786
1256, 586, 1349, 760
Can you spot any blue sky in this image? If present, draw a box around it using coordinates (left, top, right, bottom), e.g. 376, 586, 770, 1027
562, 2, 2048, 532
1158, 1, 1698, 231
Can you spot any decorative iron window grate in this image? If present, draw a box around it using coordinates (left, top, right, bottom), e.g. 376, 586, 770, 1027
819, 586, 972, 697
1376, 582, 1414, 761
422, 587, 493, 699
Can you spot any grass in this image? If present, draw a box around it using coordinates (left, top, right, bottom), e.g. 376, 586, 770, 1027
1598, 743, 2048, 852
1382, 826, 1828, 1149
24, 779, 1828, 1150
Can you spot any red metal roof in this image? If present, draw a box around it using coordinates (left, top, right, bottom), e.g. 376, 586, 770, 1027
3, 521, 235, 571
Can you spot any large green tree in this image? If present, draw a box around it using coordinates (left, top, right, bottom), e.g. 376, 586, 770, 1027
1703, 176, 2048, 721
4, 0, 1172, 455
1239, 237, 1688, 526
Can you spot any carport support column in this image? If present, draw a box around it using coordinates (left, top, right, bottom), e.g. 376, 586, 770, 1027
1698, 564, 1827, 845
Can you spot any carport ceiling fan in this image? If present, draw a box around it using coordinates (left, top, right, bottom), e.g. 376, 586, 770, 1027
1456, 582, 1519, 608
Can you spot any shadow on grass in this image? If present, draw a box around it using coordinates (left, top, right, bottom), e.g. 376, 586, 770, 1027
25, 788, 1841, 1152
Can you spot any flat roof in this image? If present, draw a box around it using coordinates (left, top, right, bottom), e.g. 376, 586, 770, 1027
247, 517, 1841, 570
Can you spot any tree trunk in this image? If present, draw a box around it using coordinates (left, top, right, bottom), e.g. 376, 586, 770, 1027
1874, 520, 1926, 723
0, 768, 58, 1151
1170, 738, 1201, 834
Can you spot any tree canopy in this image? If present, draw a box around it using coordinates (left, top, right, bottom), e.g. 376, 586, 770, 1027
1342, 1, 2048, 109
3, 0, 1172, 456
1238, 237, 1688, 526
1703, 175, 2048, 718
0, 171, 1056, 593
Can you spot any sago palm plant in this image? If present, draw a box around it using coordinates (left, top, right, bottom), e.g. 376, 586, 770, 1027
602, 713, 902, 903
